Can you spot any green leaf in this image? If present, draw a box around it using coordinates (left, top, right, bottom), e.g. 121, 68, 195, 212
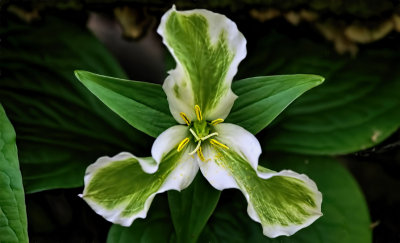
168, 174, 220, 243
107, 195, 174, 243
0, 14, 153, 193
199, 155, 372, 243
239, 31, 400, 155
0, 104, 28, 243
228, 75, 324, 134
75, 71, 176, 137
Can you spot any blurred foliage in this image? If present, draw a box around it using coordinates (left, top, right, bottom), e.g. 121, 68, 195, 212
2, 0, 399, 18
0, 13, 153, 193
237, 30, 400, 155
1, 1, 399, 241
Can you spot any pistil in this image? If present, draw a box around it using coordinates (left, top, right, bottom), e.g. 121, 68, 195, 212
189, 141, 202, 155
189, 128, 200, 141
200, 132, 218, 141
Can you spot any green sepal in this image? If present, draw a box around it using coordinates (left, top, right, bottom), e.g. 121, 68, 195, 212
75, 70, 176, 138
168, 174, 220, 243
228, 74, 324, 134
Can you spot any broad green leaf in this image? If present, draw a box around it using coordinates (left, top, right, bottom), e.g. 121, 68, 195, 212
75, 71, 175, 137
228, 75, 324, 134
0, 14, 152, 193
107, 195, 174, 243
239, 31, 400, 155
0, 104, 28, 243
158, 7, 246, 122
199, 155, 372, 243
168, 174, 220, 243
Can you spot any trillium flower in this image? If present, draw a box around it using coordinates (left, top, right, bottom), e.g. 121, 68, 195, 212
78, 6, 322, 238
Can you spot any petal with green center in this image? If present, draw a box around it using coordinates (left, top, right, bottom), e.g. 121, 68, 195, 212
151, 125, 189, 164
158, 6, 246, 122
199, 124, 260, 190
80, 149, 198, 226
199, 124, 322, 237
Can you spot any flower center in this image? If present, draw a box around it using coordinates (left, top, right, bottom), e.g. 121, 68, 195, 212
177, 105, 229, 161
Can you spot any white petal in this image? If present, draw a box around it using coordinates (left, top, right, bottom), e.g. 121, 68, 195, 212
158, 6, 246, 122
247, 169, 323, 238
151, 125, 189, 163
81, 150, 198, 227
198, 123, 260, 190
198, 145, 239, 190
214, 123, 262, 171
197, 124, 322, 238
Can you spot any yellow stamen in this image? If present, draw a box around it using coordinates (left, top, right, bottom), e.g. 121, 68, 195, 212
210, 139, 229, 150
180, 112, 191, 126
197, 146, 205, 162
195, 105, 202, 121
177, 137, 190, 152
211, 118, 224, 125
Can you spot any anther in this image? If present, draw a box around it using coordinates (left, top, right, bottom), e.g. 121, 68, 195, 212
201, 132, 219, 141
195, 105, 203, 121
197, 146, 205, 162
177, 137, 190, 152
189, 128, 200, 141
180, 112, 191, 126
210, 139, 229, 150
189, 141, 201, 155
211, 118, 224, 125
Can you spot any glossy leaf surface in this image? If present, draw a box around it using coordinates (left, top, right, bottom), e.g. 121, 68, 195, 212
0, 105, 28, 243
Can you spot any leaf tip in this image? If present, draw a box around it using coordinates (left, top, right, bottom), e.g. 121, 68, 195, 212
314, 75, 325, 85
74, 70, 88, 83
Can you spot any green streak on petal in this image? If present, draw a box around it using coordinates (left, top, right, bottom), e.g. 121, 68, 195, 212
84, 150, 182, 217
165, 11, 234, 115
215, 148, 317, 226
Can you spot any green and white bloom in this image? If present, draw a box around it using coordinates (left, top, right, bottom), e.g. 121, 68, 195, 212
80, 6, 322, 238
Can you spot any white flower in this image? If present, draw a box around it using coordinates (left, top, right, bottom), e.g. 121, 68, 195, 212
79, 6, 322, 238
